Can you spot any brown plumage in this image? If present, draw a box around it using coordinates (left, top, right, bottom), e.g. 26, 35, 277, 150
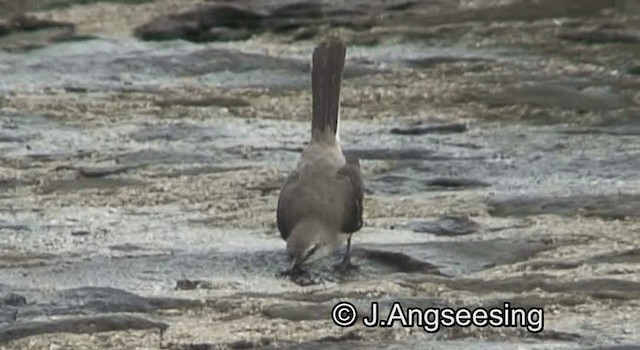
276, 38, 364, 270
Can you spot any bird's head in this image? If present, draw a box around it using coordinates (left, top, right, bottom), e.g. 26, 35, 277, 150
286, 224, 332, 270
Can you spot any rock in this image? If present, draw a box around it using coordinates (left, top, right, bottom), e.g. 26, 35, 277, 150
488, 193, 640, 220
558, 27, 640, 44
1, 294, 26, 307
358, 237, 563, 277
0, 315, 167, 344
0, 133, 30, 143
40, 178, 146, 194
343, 148, 483, 161
423, 177, 490, 189
133, 17, 201, 41
405, 56, 494, 68
409, 216, 480, 236
155, 96, 251, 108
441, 275, 640, 300
70, 230, 90, 237
561, 113, 640, 136
175, 279, 202, 291
479, 83, 632, 112
135, 4, 262, 42
0, 14, 77, 51
262, 303, 327, 322
359, 248, 445, 274
134, 2, 374, 43
589, 248, 640, 264
75, 165, 138, 178
48, 287, 201, 315
614, 0, 640, 14
390, 122, 468, 135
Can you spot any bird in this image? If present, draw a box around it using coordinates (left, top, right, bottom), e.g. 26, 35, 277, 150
276, 37, 364, 274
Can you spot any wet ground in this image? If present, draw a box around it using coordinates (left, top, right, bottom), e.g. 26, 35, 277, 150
1, 0, 639, 349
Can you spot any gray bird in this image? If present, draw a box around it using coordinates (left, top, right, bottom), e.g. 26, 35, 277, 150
276, 38, 364, 273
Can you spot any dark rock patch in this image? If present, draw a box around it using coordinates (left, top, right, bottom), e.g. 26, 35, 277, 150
423, 177, 491, 189
0, 315, 167, 344
478, 83, 632, 112
1, 294, 26, 307
72, 165, 138, 178
344, 148, 483, 161
155, 96, 251, 108
523, 260, 582, 271
0, 179, 31, 192
114, 150, 221, 166
261, 303, 327, 322
390, 122, 468, 135
588, 248, 640, 264
481, 293, 591, 310
134, 3, 374, 43
46, 287, 201, 316
359, 238, 562, 277
70, 230, 90, 237
441, 275, 640, 300
0, 14, 79, 51
405, 56, 494, 68
587, 345, 640, 350
409, 216, 480, 236
175, 279, 210, 291
109, 243, 142, 252
358, 249, 445, 275
0, 223, 30, 231
387, 0, 614, 27
0, 132, 31, 143
0, 287, 201, 321
558, 27, 640, 44
488, 193, 640, 220
560, 113, 640, 136
40, 178, 146, 194
148, 165, 253, 179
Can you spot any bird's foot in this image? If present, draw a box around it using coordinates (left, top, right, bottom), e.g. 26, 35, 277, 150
333, 257, 359, 274
276, 267, 323, 286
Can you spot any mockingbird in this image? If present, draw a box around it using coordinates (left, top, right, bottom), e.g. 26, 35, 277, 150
276, 38, 364, 273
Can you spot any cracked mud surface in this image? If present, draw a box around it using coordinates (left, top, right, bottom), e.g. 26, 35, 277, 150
1, 0, 639, 349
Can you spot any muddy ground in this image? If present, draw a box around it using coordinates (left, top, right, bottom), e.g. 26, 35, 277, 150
0, 0, 639, 349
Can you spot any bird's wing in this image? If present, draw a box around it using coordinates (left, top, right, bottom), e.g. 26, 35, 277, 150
276, 170, 299, 241
337, 155, 364, 233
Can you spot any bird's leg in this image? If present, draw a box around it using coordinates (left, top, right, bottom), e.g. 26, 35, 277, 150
334, 236, 359, 273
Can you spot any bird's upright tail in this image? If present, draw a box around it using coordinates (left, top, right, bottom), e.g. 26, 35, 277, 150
310, 38, 346, 144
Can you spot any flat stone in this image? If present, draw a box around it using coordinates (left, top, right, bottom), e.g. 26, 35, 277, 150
46, 287, 201, 316
423, 177, 490, 189
558, 27, 640, 44
390, 122, 468, 135
561, 113, 640, 136
478, 83, 632, 112
0, 315, 167, 344
40, 178, 146, 194
488, 193, 640, 220
0, 15, 77, 52
409, 216, 480, 236
262, 303, 327, 322
358, 237, 563, 277
155, 96, 251, 108
440, 275, 640, 300
76, 165, 138, 178
344, 148, 483, 161
588, 248, 640, 264
134, 3, 373, 43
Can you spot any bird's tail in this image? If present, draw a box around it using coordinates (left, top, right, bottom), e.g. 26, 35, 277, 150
310, 38, 346, 144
